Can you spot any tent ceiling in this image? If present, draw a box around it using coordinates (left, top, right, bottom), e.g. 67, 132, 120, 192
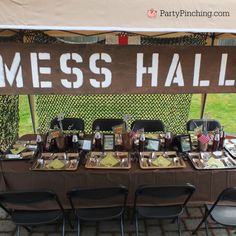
0, 0, 235, 33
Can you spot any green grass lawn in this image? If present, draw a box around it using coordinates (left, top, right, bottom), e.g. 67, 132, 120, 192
19, 94, 236, 135
19, 96, 34, 135
188, 94, 236, 134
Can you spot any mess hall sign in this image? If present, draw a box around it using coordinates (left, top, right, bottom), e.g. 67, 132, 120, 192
0, 43, 236, 94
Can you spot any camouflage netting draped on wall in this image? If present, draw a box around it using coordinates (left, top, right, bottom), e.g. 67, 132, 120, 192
0, 33, 22, 151
31, 31, 207, 134
36, 94, 192, 133
0, 96, 19, 152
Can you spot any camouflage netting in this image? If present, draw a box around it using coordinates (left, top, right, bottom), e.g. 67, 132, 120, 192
0, 96, 19, 152
36, 94, 192, 134
0, 32, 22, 151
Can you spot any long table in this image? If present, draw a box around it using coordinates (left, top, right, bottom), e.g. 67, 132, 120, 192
1, 157, 236, 208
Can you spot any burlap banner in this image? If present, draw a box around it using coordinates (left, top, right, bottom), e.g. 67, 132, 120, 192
0, 43, 236, 94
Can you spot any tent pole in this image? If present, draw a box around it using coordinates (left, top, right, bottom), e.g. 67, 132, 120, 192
27, 95, 36, 134
200, 94, 207, 118
200, 33, 216, 118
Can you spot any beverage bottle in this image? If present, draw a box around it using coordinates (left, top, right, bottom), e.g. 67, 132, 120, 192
94, 126, 102, 151
165, 131, 172, 151
115, 134, 123, 151
219, 126, 225, 150
36, 132, 44, 154
72, 134, 79, 152
139, 129, 145, 152
45, 135, 51, 152
212, 128, 220, 151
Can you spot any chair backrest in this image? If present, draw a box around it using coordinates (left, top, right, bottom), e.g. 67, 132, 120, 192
204, 187, 236, 218
92, 118, 124, 132
186, 119, 221, 132
134, 184, 195, 208
67, 186, 128, 210
216, 187, 236, 203
50, 118, 84, 131
131, 120, 165, 132
0, 190, 65, 213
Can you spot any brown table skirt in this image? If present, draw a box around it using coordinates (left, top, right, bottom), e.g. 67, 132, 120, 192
0, 134, 235, 208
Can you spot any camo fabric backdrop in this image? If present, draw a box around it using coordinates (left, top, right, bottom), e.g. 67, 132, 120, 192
0, 33, 22, 151
0, 96, 19, 152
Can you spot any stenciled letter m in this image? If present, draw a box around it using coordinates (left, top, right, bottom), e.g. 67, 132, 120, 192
0, 52, 23, 88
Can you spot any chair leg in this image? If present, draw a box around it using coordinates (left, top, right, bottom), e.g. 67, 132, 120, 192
204, 216, 209, 236
62, 217, 65, 236
192, 205, 209, 235
177, 217, 182, 236
16, 225, 20, 236
67, 211, 74, 229
131, 208, 135, 225
77, 218, 80, 236
120, 215, 124, 236
135, 213, 139, 236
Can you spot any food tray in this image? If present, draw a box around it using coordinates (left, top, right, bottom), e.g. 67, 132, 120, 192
188, 151, 236, 170
0, 140, 37, 161
30, 153, 79, 171
139, 151, 186, 169
85, 152, 131, 169
224, 139, 236, 158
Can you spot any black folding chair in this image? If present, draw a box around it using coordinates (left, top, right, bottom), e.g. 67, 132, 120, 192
0, 190, 66, 236
133, 184, 195, 236
131, 119, 165, 132
67, 186, 128, 236
50, 117, 84, 131
193, 187, 236, 236
92, 118, 124, 132
186, 119, 221, 132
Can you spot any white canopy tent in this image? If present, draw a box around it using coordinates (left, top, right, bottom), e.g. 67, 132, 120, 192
0, 0, 235, 134
0, 0, 235, 34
